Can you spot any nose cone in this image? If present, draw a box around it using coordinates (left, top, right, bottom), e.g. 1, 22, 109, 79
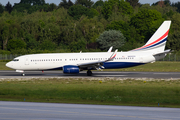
6, 62, 13, 69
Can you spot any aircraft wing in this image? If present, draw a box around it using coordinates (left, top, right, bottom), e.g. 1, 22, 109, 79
77, 49, 118, 70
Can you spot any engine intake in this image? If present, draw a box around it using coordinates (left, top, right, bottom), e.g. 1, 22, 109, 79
63, 65, 79, 74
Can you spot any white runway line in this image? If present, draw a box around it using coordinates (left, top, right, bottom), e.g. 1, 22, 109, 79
95, 75, 126, 77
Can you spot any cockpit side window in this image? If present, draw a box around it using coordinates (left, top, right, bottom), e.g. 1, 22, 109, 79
13, 59, 19, 61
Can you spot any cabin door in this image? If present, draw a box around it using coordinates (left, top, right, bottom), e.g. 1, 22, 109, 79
25, 57, 29, 65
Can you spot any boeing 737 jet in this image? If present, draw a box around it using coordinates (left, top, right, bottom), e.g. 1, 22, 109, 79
6, 21, 171, 76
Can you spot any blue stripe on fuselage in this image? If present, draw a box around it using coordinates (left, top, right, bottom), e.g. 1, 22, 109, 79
104, 62, 145, 69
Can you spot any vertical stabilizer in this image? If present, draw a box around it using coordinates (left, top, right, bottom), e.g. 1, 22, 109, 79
131, 21, 171, 53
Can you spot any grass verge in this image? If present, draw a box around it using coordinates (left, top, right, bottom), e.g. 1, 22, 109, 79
0, 78, 180, 107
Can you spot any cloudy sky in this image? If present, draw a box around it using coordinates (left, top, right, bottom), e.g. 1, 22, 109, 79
0, 0, 180, 6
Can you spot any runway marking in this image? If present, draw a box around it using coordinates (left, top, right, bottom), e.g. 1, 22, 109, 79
154, 73, 179, 75
95, 75, 126, 77
0, 118, 17, 120
81, 113, 171, 120
0, 118, 47, 120
0, 113, 16, 115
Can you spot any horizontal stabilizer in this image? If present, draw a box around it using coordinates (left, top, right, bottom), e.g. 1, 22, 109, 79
153, 49, 172, 56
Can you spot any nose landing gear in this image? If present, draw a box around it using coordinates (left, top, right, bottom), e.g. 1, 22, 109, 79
21, 73, 25, 76
16, 70, 25, 76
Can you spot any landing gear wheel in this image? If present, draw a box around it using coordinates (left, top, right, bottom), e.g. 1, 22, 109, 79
87, 70, 92, 76
21, 73, 25, 76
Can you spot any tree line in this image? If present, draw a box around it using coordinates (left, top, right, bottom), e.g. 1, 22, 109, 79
0, 0, 180, 54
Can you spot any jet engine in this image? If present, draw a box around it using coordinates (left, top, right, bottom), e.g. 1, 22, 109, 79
63, 65, 79, 74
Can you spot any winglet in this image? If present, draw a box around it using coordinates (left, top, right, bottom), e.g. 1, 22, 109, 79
107, 49, 118, 61
107, 46, 113, 52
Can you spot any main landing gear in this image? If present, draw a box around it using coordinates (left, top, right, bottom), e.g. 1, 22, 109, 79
87, 70, 92, 76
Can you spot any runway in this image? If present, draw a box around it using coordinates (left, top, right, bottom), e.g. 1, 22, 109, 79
0, 101, 180, 120
0, 70, 180, 79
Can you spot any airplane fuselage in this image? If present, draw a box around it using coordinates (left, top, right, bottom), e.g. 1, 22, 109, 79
6, 51, 164, 71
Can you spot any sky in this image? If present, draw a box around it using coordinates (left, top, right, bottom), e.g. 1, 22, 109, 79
0, 0, 180, 6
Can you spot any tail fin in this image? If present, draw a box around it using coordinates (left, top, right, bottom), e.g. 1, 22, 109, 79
131, 21, 171, 53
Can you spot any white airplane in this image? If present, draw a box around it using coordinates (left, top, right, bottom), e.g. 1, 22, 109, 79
6, 21, 171, 76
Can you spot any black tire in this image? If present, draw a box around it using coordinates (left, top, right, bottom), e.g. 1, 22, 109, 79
21, 73, 25, 76
87, 70, 92, 76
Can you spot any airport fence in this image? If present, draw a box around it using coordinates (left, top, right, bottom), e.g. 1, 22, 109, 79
0, 54, 21, 61
1, 53, 180, 61
161, 53, 180, 61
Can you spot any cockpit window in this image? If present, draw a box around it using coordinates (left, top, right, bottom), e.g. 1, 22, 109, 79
13, 59, 19, 61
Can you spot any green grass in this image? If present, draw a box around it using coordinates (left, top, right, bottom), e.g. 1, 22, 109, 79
0, 78, 180, 107
0, 62, 12, 70
1, 61, 180, 72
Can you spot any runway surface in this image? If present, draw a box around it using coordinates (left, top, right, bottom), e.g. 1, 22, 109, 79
0, 70, 180, 79
0, 101, 180, 120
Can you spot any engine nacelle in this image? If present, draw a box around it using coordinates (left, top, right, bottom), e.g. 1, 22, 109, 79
63, 65, 79, 74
